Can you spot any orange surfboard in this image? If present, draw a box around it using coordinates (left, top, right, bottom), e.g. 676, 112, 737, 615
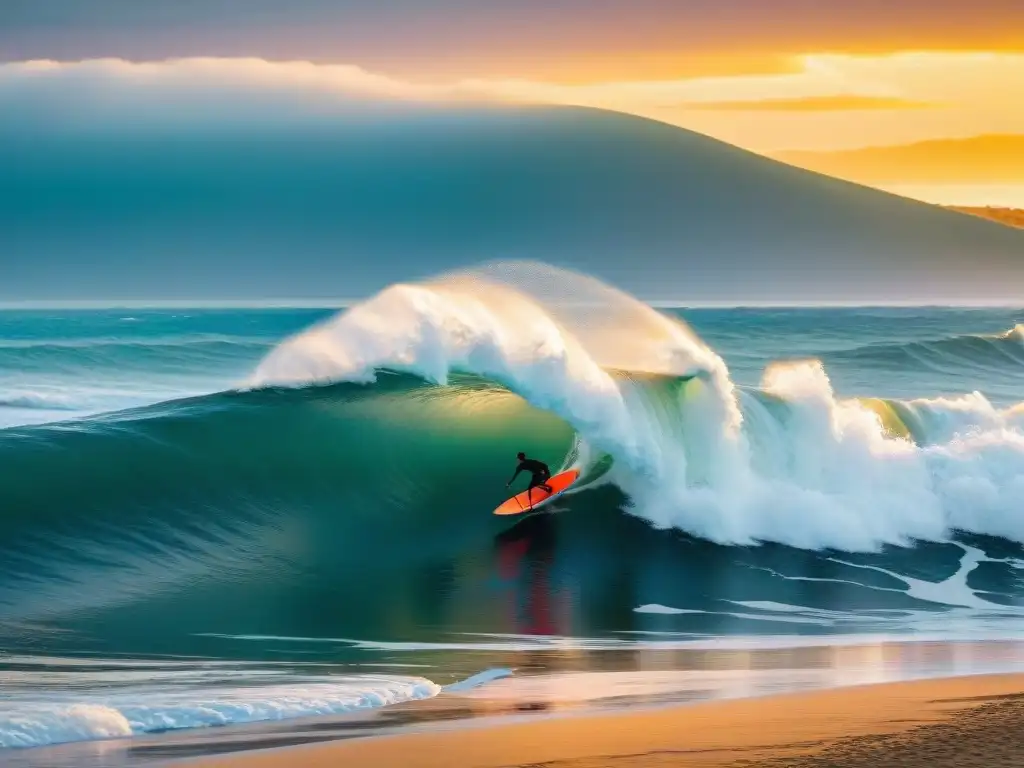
493, 469, 581, 516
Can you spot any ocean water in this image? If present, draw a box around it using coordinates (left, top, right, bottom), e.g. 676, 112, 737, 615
2, 263, 1024, 756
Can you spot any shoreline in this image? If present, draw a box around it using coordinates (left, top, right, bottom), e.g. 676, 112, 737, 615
177, 672, 1024, 768
9, 638, 1024, 767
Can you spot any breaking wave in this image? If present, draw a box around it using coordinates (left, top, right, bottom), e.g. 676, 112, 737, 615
246, 263, 1024, 550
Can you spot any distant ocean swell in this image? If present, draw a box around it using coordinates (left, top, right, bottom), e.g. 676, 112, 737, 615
826, 323, 1024, 376
0, 335, 270, 380
0, 331, 276, 423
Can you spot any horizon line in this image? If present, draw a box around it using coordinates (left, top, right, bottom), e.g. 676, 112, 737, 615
1, 298, 1022, 310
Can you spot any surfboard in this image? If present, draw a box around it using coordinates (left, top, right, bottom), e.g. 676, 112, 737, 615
493, 469, 581, 516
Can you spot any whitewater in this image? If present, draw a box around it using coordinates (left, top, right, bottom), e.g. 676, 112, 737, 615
3, 262, 1024, 756
248, 262, 1024, 551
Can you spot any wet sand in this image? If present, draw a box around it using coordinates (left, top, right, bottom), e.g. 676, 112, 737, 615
181, 673, 1024, 768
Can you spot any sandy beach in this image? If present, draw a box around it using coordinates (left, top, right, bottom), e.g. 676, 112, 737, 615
181, 673, 1024, 768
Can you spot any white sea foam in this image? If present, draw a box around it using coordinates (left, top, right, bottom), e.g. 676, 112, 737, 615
250, 262, 1024, 552
0, 704, 133, 749
0, 676, 440, 749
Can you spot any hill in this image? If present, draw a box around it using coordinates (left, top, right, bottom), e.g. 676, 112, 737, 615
1, 73, 1022, 303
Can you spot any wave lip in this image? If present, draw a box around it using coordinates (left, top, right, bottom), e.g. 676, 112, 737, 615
249, 261, 740, 483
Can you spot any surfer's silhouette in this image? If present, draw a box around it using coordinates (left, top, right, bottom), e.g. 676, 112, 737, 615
507, 452, 552, 504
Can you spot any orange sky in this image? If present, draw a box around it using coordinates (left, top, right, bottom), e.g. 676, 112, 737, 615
449, 51, 1024, 207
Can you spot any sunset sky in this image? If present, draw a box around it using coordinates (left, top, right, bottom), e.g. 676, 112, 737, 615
3, 0, 1023, 206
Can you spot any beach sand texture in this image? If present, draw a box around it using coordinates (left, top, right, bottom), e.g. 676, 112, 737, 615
183, 673, 1024, 768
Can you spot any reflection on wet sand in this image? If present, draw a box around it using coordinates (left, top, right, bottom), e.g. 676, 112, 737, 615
495, 511, 572, 640
11, 638, 1024, 768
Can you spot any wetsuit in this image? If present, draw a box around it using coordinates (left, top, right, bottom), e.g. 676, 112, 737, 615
510, 458, 552, 493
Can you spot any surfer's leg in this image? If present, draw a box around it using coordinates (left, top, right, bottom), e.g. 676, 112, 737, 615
538, 473, 552, 492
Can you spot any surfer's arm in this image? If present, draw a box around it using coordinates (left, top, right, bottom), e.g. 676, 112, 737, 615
506, 463, 525, 486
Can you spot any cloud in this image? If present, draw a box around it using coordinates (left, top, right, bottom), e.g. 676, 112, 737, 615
0, 58, 493, 133
3, 1, 1023, 81
0, 57, 438, 102
1, 53, 1022, 156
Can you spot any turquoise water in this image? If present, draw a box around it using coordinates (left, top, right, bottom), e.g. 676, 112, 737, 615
2, 269, 1024, 752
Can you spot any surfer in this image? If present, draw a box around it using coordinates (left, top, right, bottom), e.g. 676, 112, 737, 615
507, 452, 553, 502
